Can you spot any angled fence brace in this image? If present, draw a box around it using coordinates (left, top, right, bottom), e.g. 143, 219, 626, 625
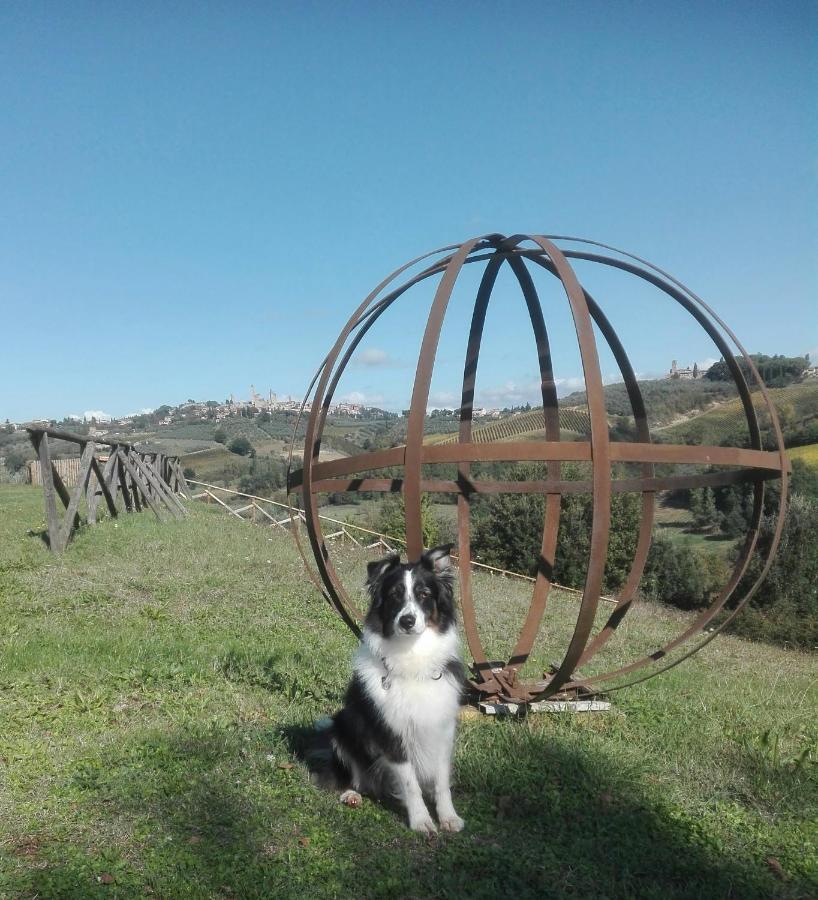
26, 427, 187, 553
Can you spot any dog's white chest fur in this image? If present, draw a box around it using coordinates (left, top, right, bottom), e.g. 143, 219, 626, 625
354, 626, 461, 781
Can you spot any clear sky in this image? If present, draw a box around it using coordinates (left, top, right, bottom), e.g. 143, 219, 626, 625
1, 1, 816, 421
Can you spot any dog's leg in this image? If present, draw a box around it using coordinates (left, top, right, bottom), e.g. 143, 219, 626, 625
386, 760, 436, 834
432, 726, 464, 832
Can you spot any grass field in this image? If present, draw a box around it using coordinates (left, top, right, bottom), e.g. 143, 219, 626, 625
1, 485, 816, 899
788, 443, 818, 469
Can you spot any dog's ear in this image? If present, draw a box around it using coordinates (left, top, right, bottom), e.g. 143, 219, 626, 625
420, 544, 454, 575
366, 553, 401, 587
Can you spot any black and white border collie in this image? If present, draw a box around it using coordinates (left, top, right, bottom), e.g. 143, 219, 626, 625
327, 544, 466, 834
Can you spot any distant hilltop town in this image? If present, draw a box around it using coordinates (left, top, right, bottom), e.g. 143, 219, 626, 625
134, 385, 390, 427
666, 360, 703, 381
4, 386, 394, 433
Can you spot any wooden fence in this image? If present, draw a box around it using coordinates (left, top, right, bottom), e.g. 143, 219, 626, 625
187, 478, 615, 602
27, 427, 191, 553
29, 456, 84, 488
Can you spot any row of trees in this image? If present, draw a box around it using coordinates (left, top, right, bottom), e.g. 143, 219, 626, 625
364, 460, 817, 649
705, 353, 810, 388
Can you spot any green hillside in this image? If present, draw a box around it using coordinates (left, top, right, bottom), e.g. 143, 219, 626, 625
658, 382, 818, 446
1, 484, 816, 898
561, 378, 738, 425
426, 407, 591, 445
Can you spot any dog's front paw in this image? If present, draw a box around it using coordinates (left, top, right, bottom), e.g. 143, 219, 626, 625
340, 789, 362, 808
409, 814, 437, 835
439, 814, 465, 833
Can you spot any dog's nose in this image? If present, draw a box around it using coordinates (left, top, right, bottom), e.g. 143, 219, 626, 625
399, 613, 416, 631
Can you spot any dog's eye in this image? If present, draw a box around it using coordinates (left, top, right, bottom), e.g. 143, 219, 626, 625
417, 589, 431, 600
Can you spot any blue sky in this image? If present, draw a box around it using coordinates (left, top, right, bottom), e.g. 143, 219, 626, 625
1, 1, 815, 421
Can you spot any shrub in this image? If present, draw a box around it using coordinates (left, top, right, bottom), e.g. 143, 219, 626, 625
238, 457, 287, 497
228, 436, 254, 457
640, 535, 726, 610
375, 493, 440, 549
725, 493, 818, 648
214, 428, 227, 445
470, 463, 642, 593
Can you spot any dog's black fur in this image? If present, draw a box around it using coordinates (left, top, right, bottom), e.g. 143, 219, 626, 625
317, 545, 466, 831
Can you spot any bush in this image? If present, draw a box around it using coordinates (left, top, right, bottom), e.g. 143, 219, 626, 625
238, 457, 287, 497
470, 463, 642, 593
725, 493, 818, 648
228, 436, 254, 457
640, 535, 727, 610
214, 428, 227, 444
375, 493, 440, 549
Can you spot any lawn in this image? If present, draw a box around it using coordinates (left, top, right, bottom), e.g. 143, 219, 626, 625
788, 443, 818, 469
0, 484, 816, 899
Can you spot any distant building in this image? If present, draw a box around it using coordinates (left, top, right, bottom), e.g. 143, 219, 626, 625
667, 360, 702, 380
332, 402, 364, 417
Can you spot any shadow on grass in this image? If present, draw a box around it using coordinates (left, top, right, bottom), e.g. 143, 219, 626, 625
26, 526, 51, 548
13, 721, 814, 900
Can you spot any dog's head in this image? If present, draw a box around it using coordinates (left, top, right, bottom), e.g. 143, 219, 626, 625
365, 545, 456, 639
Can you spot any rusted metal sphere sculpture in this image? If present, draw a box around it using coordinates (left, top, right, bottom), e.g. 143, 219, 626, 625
288, 234, 788, 704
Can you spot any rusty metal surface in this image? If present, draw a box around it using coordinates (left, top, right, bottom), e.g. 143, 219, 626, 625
287, 235, 788, 704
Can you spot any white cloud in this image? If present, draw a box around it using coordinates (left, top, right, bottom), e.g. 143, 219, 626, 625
340, 391, 385, 406
428, 391, 459, 410
696, 357, 718, 372
353, 348, 394, 368
475, 379, 542, 408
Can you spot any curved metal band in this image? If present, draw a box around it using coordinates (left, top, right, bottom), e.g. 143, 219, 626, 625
288, 233, 788, 703
520, 237, 611, 697
456, 251, 504, 678
404, 237, 499, 561
528, 247, 775, 692
292, 243, 464, 632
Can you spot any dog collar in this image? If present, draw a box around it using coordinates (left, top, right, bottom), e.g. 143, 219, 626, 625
380, 656, 443, 690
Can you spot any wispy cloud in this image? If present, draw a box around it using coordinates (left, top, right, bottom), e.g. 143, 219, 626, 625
340, 390, 385, 406
352, 348, 400, 368
428, 391, 459, 411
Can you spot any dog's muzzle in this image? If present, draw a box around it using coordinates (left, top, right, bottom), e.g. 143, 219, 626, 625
396, 605, 425, 635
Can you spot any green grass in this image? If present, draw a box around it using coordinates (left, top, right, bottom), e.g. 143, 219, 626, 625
652, 502, 738, 559
1, 484, 816, 899
788, 443, 818, 468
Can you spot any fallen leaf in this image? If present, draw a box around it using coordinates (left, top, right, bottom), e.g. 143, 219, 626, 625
496, 795, 513, 819
766, 857, 787, 880
98, 873, 115, 885
188, 835, 202, 844
277, 762, 295, 770
298, 836, 311, 847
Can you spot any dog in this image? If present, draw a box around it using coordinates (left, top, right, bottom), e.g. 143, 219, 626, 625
325, 544, 466, 834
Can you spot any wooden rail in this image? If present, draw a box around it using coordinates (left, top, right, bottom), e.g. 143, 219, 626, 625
187, 478, 615, 602
26, 427, 191, 553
